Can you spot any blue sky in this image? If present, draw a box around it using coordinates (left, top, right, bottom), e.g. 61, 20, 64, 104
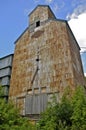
0, 0, 86, 74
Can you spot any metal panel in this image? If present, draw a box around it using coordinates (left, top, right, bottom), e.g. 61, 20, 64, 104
40, 94, 48, 112
25, 93, 48, 115
1, 77, 10, 86
0, 55, 13, 69
32, 94, 40, 114
25, 95, 33, 114
0, 68, 11, 78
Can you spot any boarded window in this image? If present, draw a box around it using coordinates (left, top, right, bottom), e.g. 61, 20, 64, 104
25, 93, 48, 115
25, 93, 59, 115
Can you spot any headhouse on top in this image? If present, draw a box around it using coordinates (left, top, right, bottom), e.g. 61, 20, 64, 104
29, 5, 56, 28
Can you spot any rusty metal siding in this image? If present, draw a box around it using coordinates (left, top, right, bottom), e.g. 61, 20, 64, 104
9, 6, 85, 118
66, 24, 85, 86
9, 19, 85, 98
16, 97, 25, 116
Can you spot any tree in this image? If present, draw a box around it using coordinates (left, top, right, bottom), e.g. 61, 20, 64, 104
71, 87, 86, 130
38, 86, 86, 130
0, 86, 36, 130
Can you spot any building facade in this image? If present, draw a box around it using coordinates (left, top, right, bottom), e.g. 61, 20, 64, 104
9, 5, 85, 120
0, 54, 13, 101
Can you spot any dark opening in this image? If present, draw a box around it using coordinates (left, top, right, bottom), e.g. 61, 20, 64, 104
36, 21, 40, 27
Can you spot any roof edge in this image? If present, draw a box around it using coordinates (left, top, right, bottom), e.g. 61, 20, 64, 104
0, 54, 14, 60
14, 18, 66, 45
14, 27, 28, 44
28, 5, 56, 19
66, 21, 80, 50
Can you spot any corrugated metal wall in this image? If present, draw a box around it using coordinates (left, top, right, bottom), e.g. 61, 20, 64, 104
0, 54, 13, 100
1, 77, 10, 86
0, 68, 11, 78
0, 56, 13, 69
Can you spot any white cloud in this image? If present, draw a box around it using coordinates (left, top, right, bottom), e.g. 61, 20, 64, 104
84, 73, 86, 76
53, 1, 65, 13
34, 0, 40, 3
24, 9, 30, 16
45, 0, 53, 4
67, 4, 86, 20
53, 3, 59, 12
68, 13, 86, 50
71, 0, 86, 7
68, 12, 86, 75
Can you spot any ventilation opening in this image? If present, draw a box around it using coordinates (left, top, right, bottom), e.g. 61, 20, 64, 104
36, 21, 40, 27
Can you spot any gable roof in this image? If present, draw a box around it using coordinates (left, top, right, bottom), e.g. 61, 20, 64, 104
29, 5, 56, 19
14, 5, 80, 50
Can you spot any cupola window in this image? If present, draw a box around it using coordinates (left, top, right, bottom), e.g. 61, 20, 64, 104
36, 21, 40, 27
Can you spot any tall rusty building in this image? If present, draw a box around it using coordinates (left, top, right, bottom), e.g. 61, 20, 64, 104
9, 5, 85, 120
